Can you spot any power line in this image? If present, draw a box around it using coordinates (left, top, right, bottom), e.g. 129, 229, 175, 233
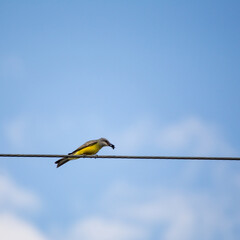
0, 153, 240, 161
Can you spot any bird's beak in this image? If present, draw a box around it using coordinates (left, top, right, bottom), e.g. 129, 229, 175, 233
109, 143, 115, 149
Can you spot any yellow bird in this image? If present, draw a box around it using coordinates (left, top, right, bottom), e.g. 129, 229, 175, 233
55, 138, 115, 168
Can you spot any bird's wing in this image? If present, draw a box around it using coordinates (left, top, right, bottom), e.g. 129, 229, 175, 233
69, 139, 98, 154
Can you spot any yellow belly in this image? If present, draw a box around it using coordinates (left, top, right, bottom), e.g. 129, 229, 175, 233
74, 143, 101, 156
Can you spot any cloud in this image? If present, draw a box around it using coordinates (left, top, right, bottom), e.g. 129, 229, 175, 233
0, 173, 48, 240
4, 116, 27, 150
64, 179, 240, 240
60, 116, 238, 240
156, 117, 236, 155
52, 112, 238, 240
0, 174, 40, 212
69, 217, 145, 240
99, 180, 240, 240
121, 189, 236, 240
4, 114, 235, 156
112, 116, 236, 156
0, 213, 48, 240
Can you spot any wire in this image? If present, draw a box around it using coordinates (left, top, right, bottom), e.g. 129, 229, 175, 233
0, 154, 240, 161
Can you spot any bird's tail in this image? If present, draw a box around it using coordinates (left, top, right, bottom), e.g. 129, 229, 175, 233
55, 157, 70, 168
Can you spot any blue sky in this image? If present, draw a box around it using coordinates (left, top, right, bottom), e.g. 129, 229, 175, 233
0, 1, 240, 239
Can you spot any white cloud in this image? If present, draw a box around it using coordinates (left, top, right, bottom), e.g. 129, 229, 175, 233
122, 191, 228, 240
0, 173, 48, 240
63, 116, 238, 239
157, 117, 235, 155
2, 115, 238, 240
4, 116, 27, 150
112, 116, 236, 156
4, 115, 235, 156
99, 182, 240, 240
0, 213, 48, 240
69, 217, 145, 240
64, 180, 240, 240
0, 174, 40, 212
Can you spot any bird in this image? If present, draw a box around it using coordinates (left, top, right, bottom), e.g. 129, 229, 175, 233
55, 138, 115, 168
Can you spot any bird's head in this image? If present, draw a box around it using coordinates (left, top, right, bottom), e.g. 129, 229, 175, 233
99, 138, 115, 149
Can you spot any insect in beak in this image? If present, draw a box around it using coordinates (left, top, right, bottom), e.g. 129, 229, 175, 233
109, 143, 115, 149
